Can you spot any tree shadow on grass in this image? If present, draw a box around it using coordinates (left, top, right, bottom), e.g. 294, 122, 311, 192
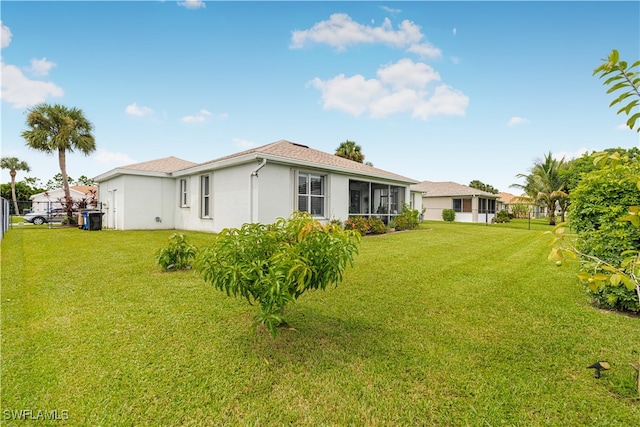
235, 305, 408, 370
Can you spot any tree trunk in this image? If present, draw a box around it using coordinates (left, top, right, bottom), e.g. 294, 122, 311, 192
57, 148, 76, 224
9, 170, 19, 215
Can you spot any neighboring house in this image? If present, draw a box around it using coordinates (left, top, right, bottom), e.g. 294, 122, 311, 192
93, 140, 421, 232
498, 192, 548, 219
30, 185, 98, 212
497, 192, 518, 214
412, 180, 500, 223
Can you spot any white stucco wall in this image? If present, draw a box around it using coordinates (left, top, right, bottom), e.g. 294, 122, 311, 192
255, 163, 295, 225
422, 196, 495, 223
98, 175, 175, 230
422, 196, 453, 221
176, 163, 255, 233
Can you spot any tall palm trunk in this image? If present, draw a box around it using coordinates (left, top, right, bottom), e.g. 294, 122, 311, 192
9, 170, 19, 215
58, 148, 75, 223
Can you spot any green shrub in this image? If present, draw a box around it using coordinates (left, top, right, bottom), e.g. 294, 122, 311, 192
344, 216, 369, 235
196, 212, 360, 335
367, 217, 387, 234
511, 203, 530, 219
492, 210, 511, 223
156, 233, 197, 271
442, 209, 455, 222
569, 163, 640, 312
393, 203, 420, 231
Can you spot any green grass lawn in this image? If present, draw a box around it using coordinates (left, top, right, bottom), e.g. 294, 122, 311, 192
1, 223, 638, 426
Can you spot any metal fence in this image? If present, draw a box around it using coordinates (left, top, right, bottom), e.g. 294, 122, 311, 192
7, 199, 103, 230
1, 197, 9, 240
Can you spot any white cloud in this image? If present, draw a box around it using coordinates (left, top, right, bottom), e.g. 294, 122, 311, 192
233, 138, 256, 150
380, 6, 401, 14
508, 116, 530, 126
406, 42, 442, 59
1, 21, 12, 49
28, 57, 56, 76
125, 102, 154, 117
377, 58, 440, 90
178, 0, 206, 10
309, 58, 467, 120
290, 13, 440, 58
181, 109, 212, 123
552, 148, 589, 162
310, 74, 387, 116
453, 28, 457, 36
1, 61, 64, 108
93, 149, 137, 166
412, 84, 469, 119
616, 123, 633, 131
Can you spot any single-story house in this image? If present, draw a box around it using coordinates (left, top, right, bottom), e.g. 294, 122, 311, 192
412, 180, 500, 223
93, 140, 422, 232
30, 185, 98, 212
498, 192, 549, 219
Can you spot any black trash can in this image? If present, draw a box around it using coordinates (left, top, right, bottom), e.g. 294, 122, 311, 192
87, 211, 104, 231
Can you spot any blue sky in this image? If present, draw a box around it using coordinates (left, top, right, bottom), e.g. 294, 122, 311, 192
1, 1, 639, 193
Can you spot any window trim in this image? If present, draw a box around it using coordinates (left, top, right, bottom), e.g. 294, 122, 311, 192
200, 174, 211, 218
297, 171, 326, 218
179, 178, 188, 207
453, 198, 472, 213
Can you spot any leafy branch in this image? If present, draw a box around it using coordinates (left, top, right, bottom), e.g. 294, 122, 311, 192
544, 222, 640, 305
593, 49, 640, 132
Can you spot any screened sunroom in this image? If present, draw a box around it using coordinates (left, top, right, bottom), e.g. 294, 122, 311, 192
348, 180, 407, 224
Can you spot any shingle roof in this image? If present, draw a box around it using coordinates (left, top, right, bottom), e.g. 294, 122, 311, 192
70, 185, 97, 195
122, 156, 197, 173
498, 192, 518, 203
197, 140, 418, 183
412, 180, 499, 198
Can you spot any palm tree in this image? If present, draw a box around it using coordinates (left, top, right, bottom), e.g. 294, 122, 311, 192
512, 152, 568, 225
0, 156, 31, 215
335, 140, 365, 163
22, 103, 96, 223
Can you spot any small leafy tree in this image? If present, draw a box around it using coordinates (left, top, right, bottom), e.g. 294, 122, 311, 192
546, 50, 640, 313
156, 233, 197, 271
547, 154, 640, 312
196, 212, 360, 336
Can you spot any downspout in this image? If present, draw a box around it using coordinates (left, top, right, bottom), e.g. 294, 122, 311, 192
249, 159, 268, 223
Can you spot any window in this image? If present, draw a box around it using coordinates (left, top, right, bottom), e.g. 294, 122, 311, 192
200, 175, 211, 218
179, 179, 188, 207
479, 198, 496, 214
453, 198, 472, 213
298, 172, 325, 217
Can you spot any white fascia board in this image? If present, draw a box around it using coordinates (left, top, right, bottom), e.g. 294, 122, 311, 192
171, 153, 259, 177
93, 168, 171, 182
262, 156, 418, 185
